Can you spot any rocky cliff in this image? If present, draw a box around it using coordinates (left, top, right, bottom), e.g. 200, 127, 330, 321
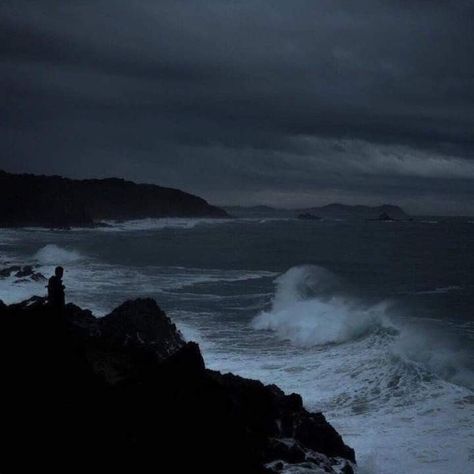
0, 297, 355, 473
0, 170, 228, 228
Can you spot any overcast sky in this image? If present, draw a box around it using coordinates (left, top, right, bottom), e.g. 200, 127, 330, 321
1, 1, 473, 214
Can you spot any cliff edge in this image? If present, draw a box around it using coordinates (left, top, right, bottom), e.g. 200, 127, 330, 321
0, 297, 355, 473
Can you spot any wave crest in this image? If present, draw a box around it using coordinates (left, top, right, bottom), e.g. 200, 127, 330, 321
252, 265, 390, 346
34, 244, 84, 265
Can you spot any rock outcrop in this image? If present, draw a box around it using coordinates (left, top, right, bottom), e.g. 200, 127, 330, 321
0, 170, 228, 228
297, 213, 322, 221
368, 212, 395, 222
0, 264, 46, 283
0, 297, 355, 473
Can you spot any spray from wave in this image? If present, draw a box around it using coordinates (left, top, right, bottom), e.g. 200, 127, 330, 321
34, 244, 84, 265
392, 325, 474, 389
252, 265, 391, 347
253, 265, 474, 390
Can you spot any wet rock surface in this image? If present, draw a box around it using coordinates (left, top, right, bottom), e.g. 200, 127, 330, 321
0, 264, 46, 283
0, 297, 355, 473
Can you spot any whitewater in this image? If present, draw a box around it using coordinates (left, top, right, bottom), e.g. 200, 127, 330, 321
1, 217, 473, 473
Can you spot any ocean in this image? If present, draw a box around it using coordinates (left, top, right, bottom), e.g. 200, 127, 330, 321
1, 217, 473, 473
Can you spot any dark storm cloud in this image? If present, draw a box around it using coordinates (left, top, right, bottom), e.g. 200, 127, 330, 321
1, 0, 474, 214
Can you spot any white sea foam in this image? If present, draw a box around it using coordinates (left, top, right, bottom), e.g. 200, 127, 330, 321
71, 217, 294, 232
34, 244, 84, 264
392, 325, 474, 389
223, 265, 474, 474
252, 265, 390, 347
252, 265, 474, 390
93, 218, 234, 232
0, 227, 472, 474
0, 245, 85, 304
0, 277, 46, 305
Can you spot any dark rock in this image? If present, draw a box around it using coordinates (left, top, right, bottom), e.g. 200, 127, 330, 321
297, 213, 321, 220
14, 278, 30, 283
3, 265, 47, 282
374, 212, 394, 221
341, 463, 355, 474
0, 170, 228, 228
299, 203, 408, 220
164, 340, 206, 373
66, 302, 99, 335
0, 297, 355, 473
293, 412, 355, 462
367, 212, 396, 222
224, 203, 410, 221
266, 439, 307, 464
15, 265, 35, 278
31, 272, 46, 281
8, 295, 47, 310
98, 298, 185, 359
0, 265, 21, 278
272, 461, 285, 471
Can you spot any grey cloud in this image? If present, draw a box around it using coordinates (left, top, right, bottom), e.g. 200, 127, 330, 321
1, 0, 473, 214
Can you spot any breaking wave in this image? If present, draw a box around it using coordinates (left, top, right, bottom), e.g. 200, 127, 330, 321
252, 265, 474, 390
252, 265, 391, 347
34, 245, 84, 265
392, 326, 474, 389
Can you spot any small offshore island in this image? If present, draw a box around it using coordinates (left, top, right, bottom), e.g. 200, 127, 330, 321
0, 296, 355, 473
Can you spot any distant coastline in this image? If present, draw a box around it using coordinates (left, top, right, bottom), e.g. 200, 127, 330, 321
224, 203, 410, 220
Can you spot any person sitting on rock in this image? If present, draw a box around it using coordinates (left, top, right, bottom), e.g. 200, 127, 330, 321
47, 266, 65, 310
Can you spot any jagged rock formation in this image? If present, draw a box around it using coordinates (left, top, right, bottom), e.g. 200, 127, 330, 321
0, 170, 228, 228
0, 297, 355, 474
0, 264, 46, 283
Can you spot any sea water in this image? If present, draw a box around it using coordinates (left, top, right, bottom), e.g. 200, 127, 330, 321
1, 217, 473, 473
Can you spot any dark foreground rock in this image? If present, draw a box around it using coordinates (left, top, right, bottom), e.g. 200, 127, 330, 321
0, 170, 228, 228
0, 297, 355, 474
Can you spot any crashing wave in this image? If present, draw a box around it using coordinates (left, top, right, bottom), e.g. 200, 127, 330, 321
252, 265, 391, 347
252, 265, 474, 391
34, 244, 84, 265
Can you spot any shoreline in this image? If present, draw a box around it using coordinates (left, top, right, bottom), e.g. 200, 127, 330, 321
0, 296, 356, 473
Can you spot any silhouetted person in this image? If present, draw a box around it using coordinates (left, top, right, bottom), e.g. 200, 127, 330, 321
47, 266, 65, 310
